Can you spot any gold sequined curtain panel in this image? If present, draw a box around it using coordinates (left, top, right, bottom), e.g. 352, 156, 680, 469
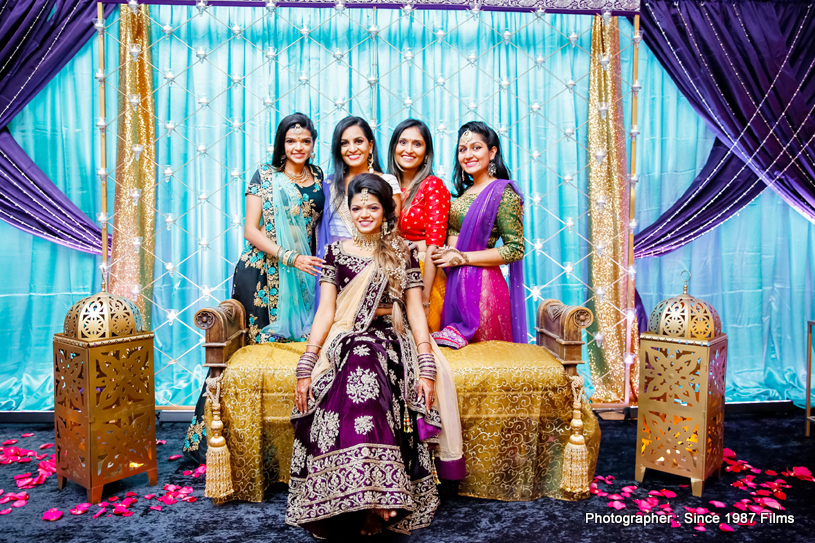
109, 5, 157, 327
586, 15, 633, 403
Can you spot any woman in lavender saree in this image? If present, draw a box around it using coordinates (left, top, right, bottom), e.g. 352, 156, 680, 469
287, 174, 462, 538
431, 121, 526, 349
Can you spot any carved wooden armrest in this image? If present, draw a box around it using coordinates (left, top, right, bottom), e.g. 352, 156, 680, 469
535, 299, 594, 376
194, 299, 247, 376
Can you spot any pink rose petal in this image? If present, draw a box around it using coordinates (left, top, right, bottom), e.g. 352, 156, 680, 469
661, 489, 676, 498
42, 508, 62, 521
183, 470, 193, 476
13, 473, 31, 480
182, 496, 197, 503
168, 455, 182, 461
11, 500, 26, 508
156, 440, 166, 445
92, 509, 105, 519
607, 500, 626, 510
3, 440, 17, 446
621, 485, 637, 493
150, 505, 162, 511
143, 494, 155, 500
108, 496, 118, 502
38, 444, 54, 450
21, 434, 34, 438
69, 508, 86, 515
608, 494, 624, 500
720, 523, 734, 532
694, 525, 706, 532
670, 519, 681, 528
0, 508, 11, 515
709, 500, 726, 508
765, 470, 777, 476
723, 448, 737, 459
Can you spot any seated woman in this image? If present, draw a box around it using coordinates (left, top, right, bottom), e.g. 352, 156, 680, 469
316, 116, 402, 257
287, 174, 462, 538
431, 121, 526, 349
389, 119, 450, 332
183, 113, 324, 463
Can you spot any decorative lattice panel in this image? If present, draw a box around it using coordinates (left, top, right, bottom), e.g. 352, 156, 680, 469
53, 336, 157, 502
635, 337, 727, 496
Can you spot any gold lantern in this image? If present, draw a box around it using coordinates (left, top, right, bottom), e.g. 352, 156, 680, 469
53, 292, 157, 503
635, 272, 727, 497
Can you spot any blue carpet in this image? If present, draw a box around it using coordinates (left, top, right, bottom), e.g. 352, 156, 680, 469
1, 409, 813, 542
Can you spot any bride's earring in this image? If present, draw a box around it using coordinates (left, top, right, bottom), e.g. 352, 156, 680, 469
488, 160, 497, 177
367, 154, 374, 173
382, 220, 390, 236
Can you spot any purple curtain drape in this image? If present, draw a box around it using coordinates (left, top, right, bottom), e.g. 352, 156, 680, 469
633, 138, 765, 259
633, 0, 815, 327
0, 0, 114, 255
637, 0, 815, 236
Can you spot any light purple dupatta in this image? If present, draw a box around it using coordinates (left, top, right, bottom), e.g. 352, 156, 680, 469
440, 179, 527, 344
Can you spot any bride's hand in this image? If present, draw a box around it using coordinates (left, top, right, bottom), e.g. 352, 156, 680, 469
417, 378, 435, 412
295, 377, 313, 412
293, 255, 324, 276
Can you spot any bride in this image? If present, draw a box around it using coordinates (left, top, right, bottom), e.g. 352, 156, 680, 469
286, 173, 462, 538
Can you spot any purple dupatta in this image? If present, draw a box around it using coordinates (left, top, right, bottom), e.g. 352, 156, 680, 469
440, 179, 527, 344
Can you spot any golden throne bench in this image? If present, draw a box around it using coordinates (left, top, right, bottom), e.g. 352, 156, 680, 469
195, 299, 599, 503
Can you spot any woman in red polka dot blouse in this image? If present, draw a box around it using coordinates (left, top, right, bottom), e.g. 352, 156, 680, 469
388, 119, 451, 331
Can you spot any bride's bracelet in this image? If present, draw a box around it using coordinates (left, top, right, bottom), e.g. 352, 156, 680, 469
296, 351, 319, 379
281, 249, 300, 267
417, 353, 436, 381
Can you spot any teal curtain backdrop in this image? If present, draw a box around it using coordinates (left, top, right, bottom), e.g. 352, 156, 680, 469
0, 7, 812, 409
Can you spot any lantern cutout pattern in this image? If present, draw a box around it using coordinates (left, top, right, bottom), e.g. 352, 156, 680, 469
53, 292, 157, 503
635, 271, 727, 497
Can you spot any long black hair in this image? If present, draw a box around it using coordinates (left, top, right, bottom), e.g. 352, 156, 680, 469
347, 173, 408, 332
452, 121, 510, 197
330, 116, 383, 211
270, 112, 317, 171
387, 119, 434, 209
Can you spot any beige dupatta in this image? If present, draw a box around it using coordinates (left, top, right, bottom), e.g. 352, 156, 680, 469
311, 262, 463, 466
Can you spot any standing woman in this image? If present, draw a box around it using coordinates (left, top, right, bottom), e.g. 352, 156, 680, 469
182, 113, 324, 464
316, 116, 402, 260
287, 174, 462, 538
430, 121, 526, 349
389, 119, 450, 332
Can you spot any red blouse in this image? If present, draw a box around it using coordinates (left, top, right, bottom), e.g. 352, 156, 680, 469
399, 175, 451, 247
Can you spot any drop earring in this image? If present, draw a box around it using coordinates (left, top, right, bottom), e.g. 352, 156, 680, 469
488, 160, 497, 177
367, 154, 374, 173
382, 220, 390, 236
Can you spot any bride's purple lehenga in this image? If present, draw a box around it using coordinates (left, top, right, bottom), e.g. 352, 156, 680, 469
286, 241, 441, 537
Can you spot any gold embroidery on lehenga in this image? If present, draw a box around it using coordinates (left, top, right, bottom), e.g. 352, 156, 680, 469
291, 438, 307, 473
353, 415, 374, 435
286, 443, 438, 533
346, 366, 379, 404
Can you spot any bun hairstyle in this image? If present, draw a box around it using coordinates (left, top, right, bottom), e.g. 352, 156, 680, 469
347, 173, 409, 333
331, 116, 382, 212
270, 112, 317, 171
452, 120, 511, 197
387, 118, 435, 209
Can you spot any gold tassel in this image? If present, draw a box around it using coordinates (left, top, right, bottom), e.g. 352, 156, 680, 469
204, 374, 233, 499
403, 403, 413, 434
561, 375, 590, 497
430, 450, 441, 485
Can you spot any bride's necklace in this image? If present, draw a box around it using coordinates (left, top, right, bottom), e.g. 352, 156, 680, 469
283, 166, 309, 184
352, 229, 381, 252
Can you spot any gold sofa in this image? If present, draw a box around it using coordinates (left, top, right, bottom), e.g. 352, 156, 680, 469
195, 299, 600, 503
